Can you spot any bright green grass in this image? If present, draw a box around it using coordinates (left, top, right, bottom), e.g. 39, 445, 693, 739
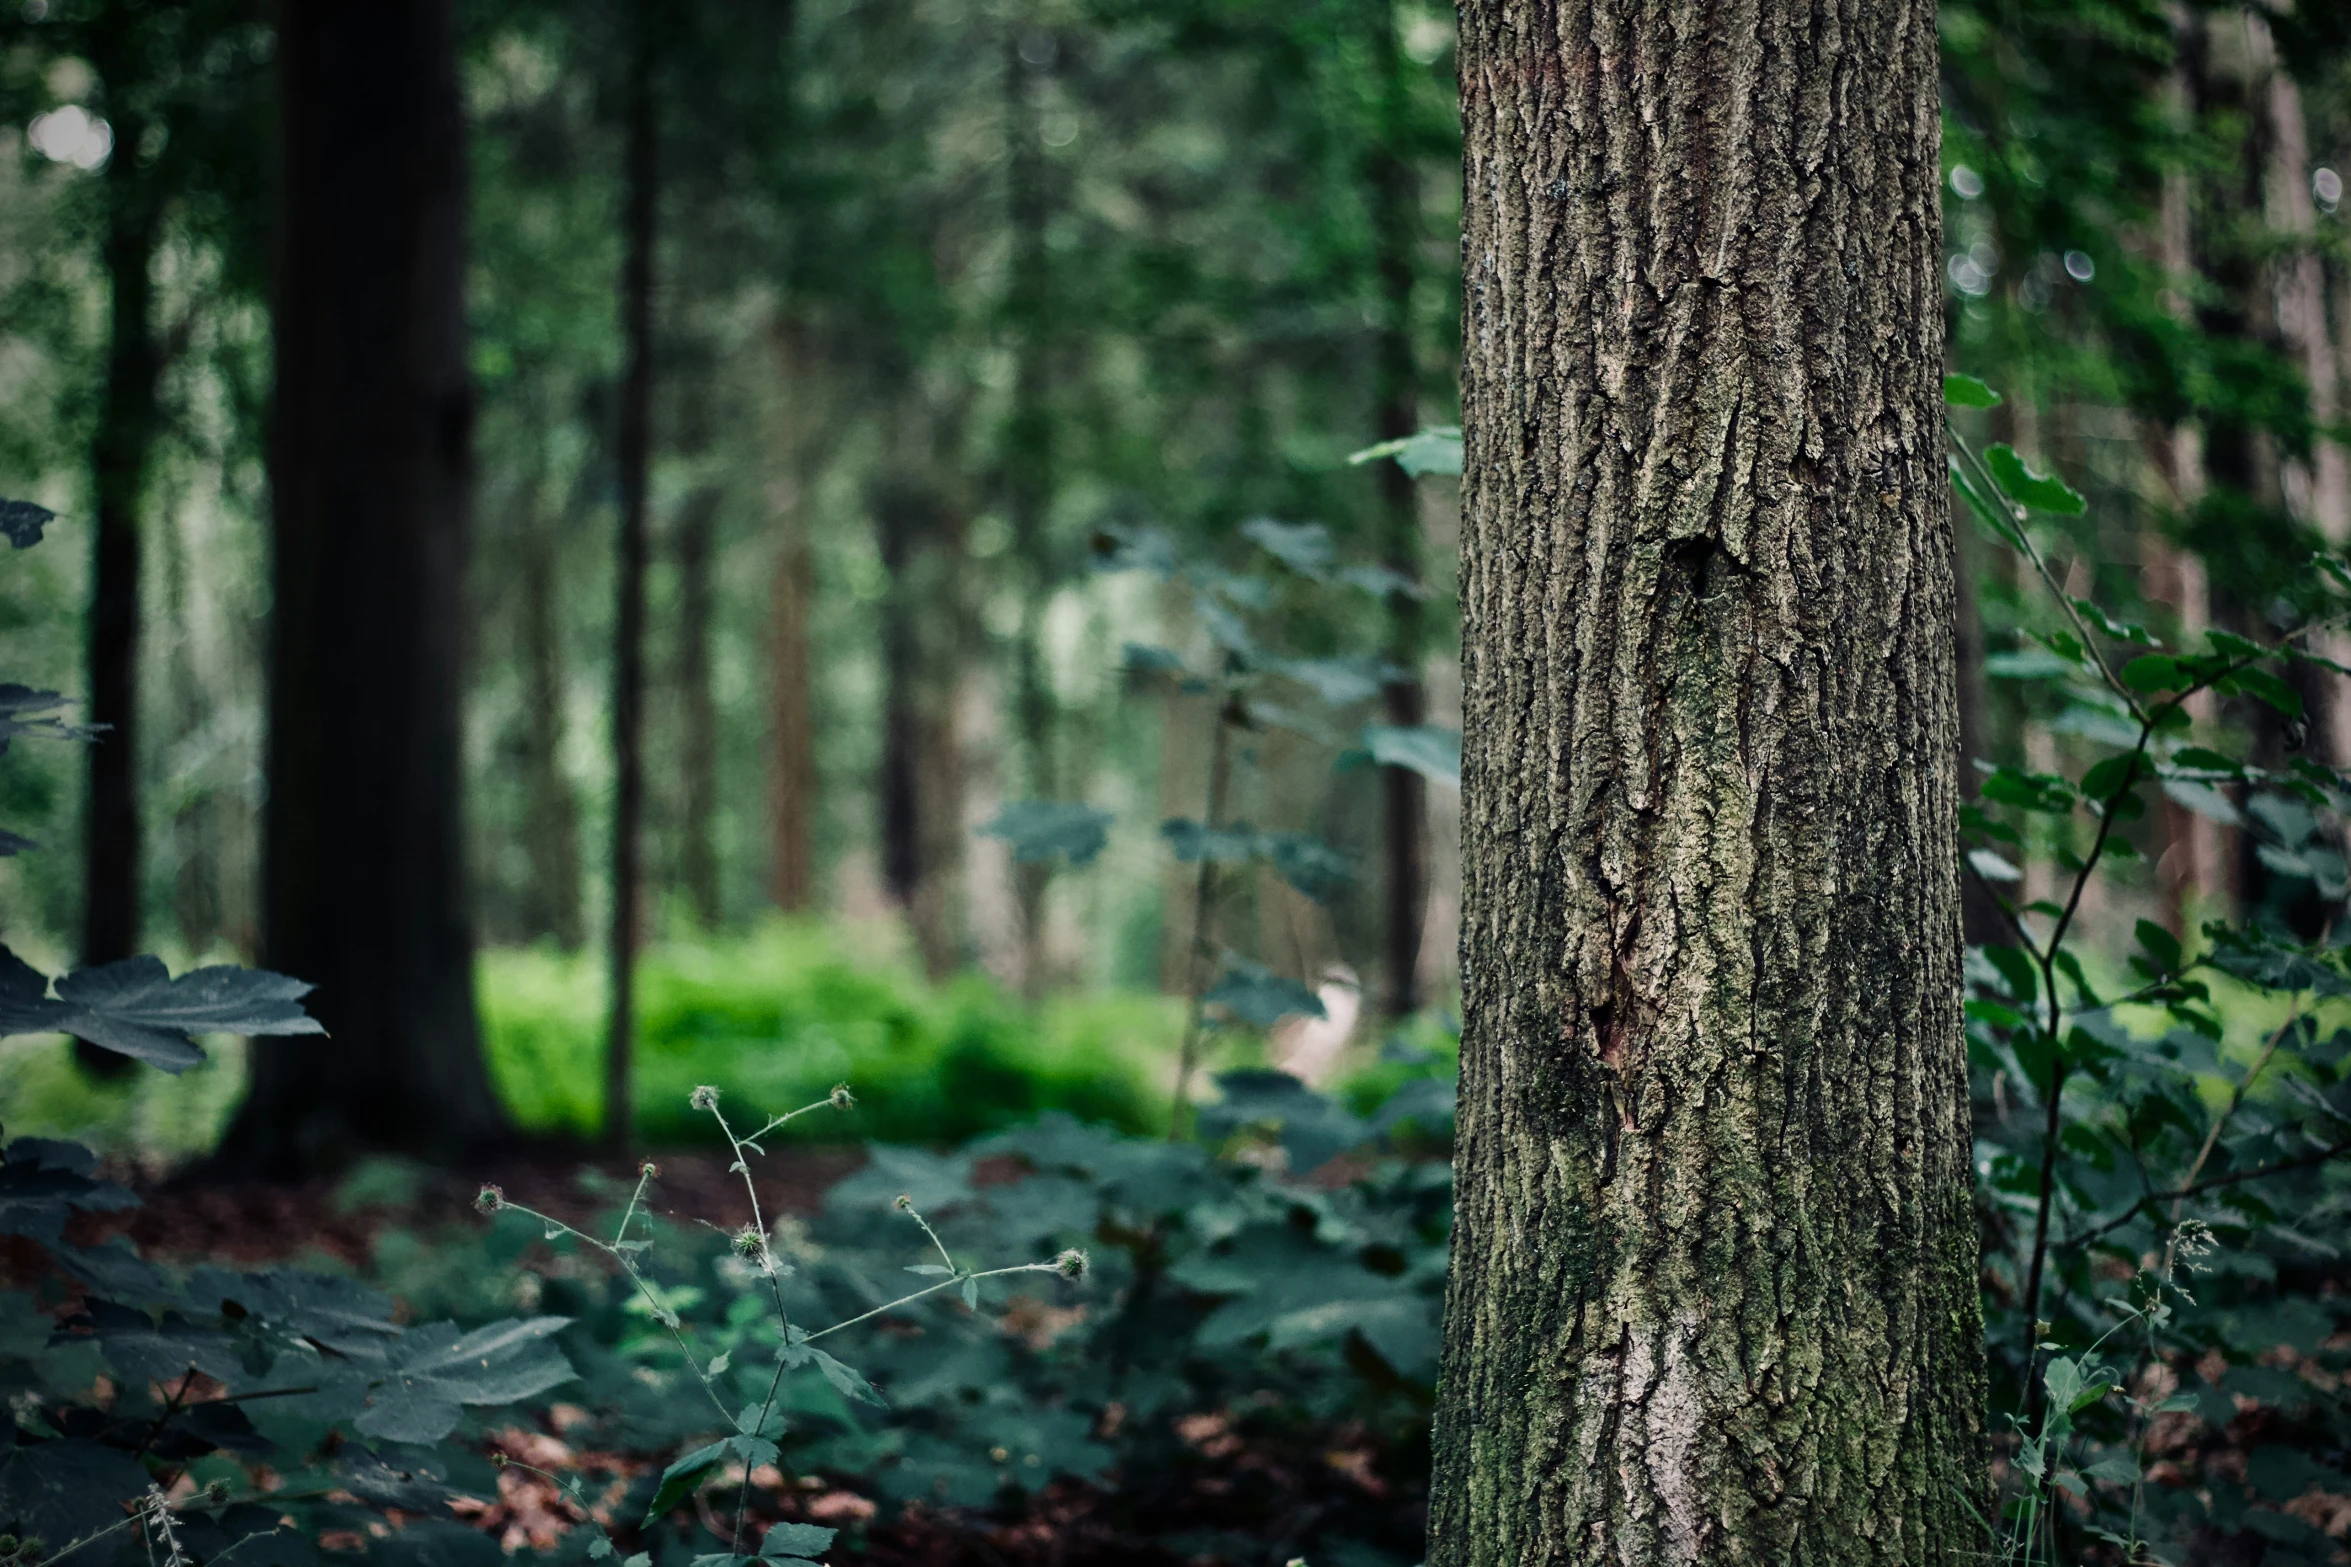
482, 918, 1184, 1145
0, 919, 1187, 1159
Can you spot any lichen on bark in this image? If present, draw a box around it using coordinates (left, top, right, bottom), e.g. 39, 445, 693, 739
1431, 1, 1987, 1563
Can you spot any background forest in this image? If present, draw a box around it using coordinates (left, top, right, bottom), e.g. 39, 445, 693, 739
3, 0, 2351, 1565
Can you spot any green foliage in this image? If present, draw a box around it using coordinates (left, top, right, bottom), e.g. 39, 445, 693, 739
1946, 379, 2351, 1566
479, 921, 1182, 1144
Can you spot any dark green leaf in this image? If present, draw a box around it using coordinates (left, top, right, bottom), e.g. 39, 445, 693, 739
1237, 518, 1333, 577
1984, 444, 2086, 514
1355, 725, 1460, 787
2120, 655, 2183, 692
1203, 962, 1326, 1027
1347, 425, 1461, 477
978, 802, 1113, 867
40, 956, 325, 1073
760, 1524, 836, 1559
0, 499, 54, 549
356, 1317, 575, 1445
1943, 374, 2002, 408
2134, 919, 2183, 976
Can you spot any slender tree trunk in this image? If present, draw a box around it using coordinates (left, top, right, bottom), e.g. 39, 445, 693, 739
874, 451, 968, 980
220, 0, 503, 1175
1433, 3, 1985, 1563
1368, 0, 1428, 1017
606, 2, 657, 1152
673, 483, 723, 930
765, 321, 819, 912
520, 504, 584, 948
1003, 18, 1057, 995
76, 27, 158, 1079
2146, 39, 2219, 935
2254, 19, 2351, 765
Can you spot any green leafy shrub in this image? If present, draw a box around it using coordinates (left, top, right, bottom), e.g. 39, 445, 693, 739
480, 922, 1184, 1145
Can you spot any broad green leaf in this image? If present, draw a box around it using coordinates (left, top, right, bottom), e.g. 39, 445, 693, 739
2078, 754, 2143, 801
1984, 444, 2086, 515
978, 802, 1113, 867
1238, 518, 1333, 577
646, 1436, 777, 1524
2225, 666, 2304, 720
0, 685, 94, 756
0, 498, 54, 549
355, 1316, 576, 1445
2071, 598, 2156, 646
33, 956, 325, 1074
1943, 373, 2003, 408
760, 1523, 837, 1559
2120, 654, 2183, 692
1981, 945, 2039, 1005
1203, 962, 1326, 1027
1259, 831, 1353, 903
1355, 725, 1461, 787
1966, 849, 2022, 883
2134, 919, 2183, 976
1347, 425, 1462, 477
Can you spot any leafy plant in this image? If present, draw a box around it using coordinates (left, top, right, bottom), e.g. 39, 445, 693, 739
1943, 382, 2351, 1564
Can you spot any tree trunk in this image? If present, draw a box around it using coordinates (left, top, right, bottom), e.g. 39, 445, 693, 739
765, 321, 819, 913
520, 502, 584, 948
1433, 2, 1985, 1562
874, 454, 967, 980
1003, 17, 1057, 996
673, 484, 723, 930
606, 0, 657, 1152
1368, 0, 1428, 1017
220, 0, 503, 1175
76, 16, 159, 1079
2146, 40, 2219, 936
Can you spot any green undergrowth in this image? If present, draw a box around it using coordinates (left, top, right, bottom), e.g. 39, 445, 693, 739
0, 921, 1194, 1160
479, 920, 1186, 1145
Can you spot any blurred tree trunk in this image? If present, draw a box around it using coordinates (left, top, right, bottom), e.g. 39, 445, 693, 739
874, 437, 968, 979
2145, 34, 2219, 937
2256, 22, 2351, 765
75, 2, 161, 1080
1433, 0, 1986, 1561
672, 482, 723, 930
765, 320, 818, 912
519, 491, 583, 948
1367, 0, 1427, 1017
1003, 17, 1057, 996
606, 0, 657, 1151
219, 0, 503, 1175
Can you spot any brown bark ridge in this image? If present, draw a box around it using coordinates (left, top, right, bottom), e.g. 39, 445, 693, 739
1433, 2, 1986, 1564
220, 0, 505, 1175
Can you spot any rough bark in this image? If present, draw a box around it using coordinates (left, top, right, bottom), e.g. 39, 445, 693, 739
220, 0, 504, 1175
1369, 0, 1430, 1017
1432, 2, 1985, 1563
76, 15, 160, 1079
607, 0, 657, 1152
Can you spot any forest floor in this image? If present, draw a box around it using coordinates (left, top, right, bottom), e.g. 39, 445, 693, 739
96, 1149, 1430, 1567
